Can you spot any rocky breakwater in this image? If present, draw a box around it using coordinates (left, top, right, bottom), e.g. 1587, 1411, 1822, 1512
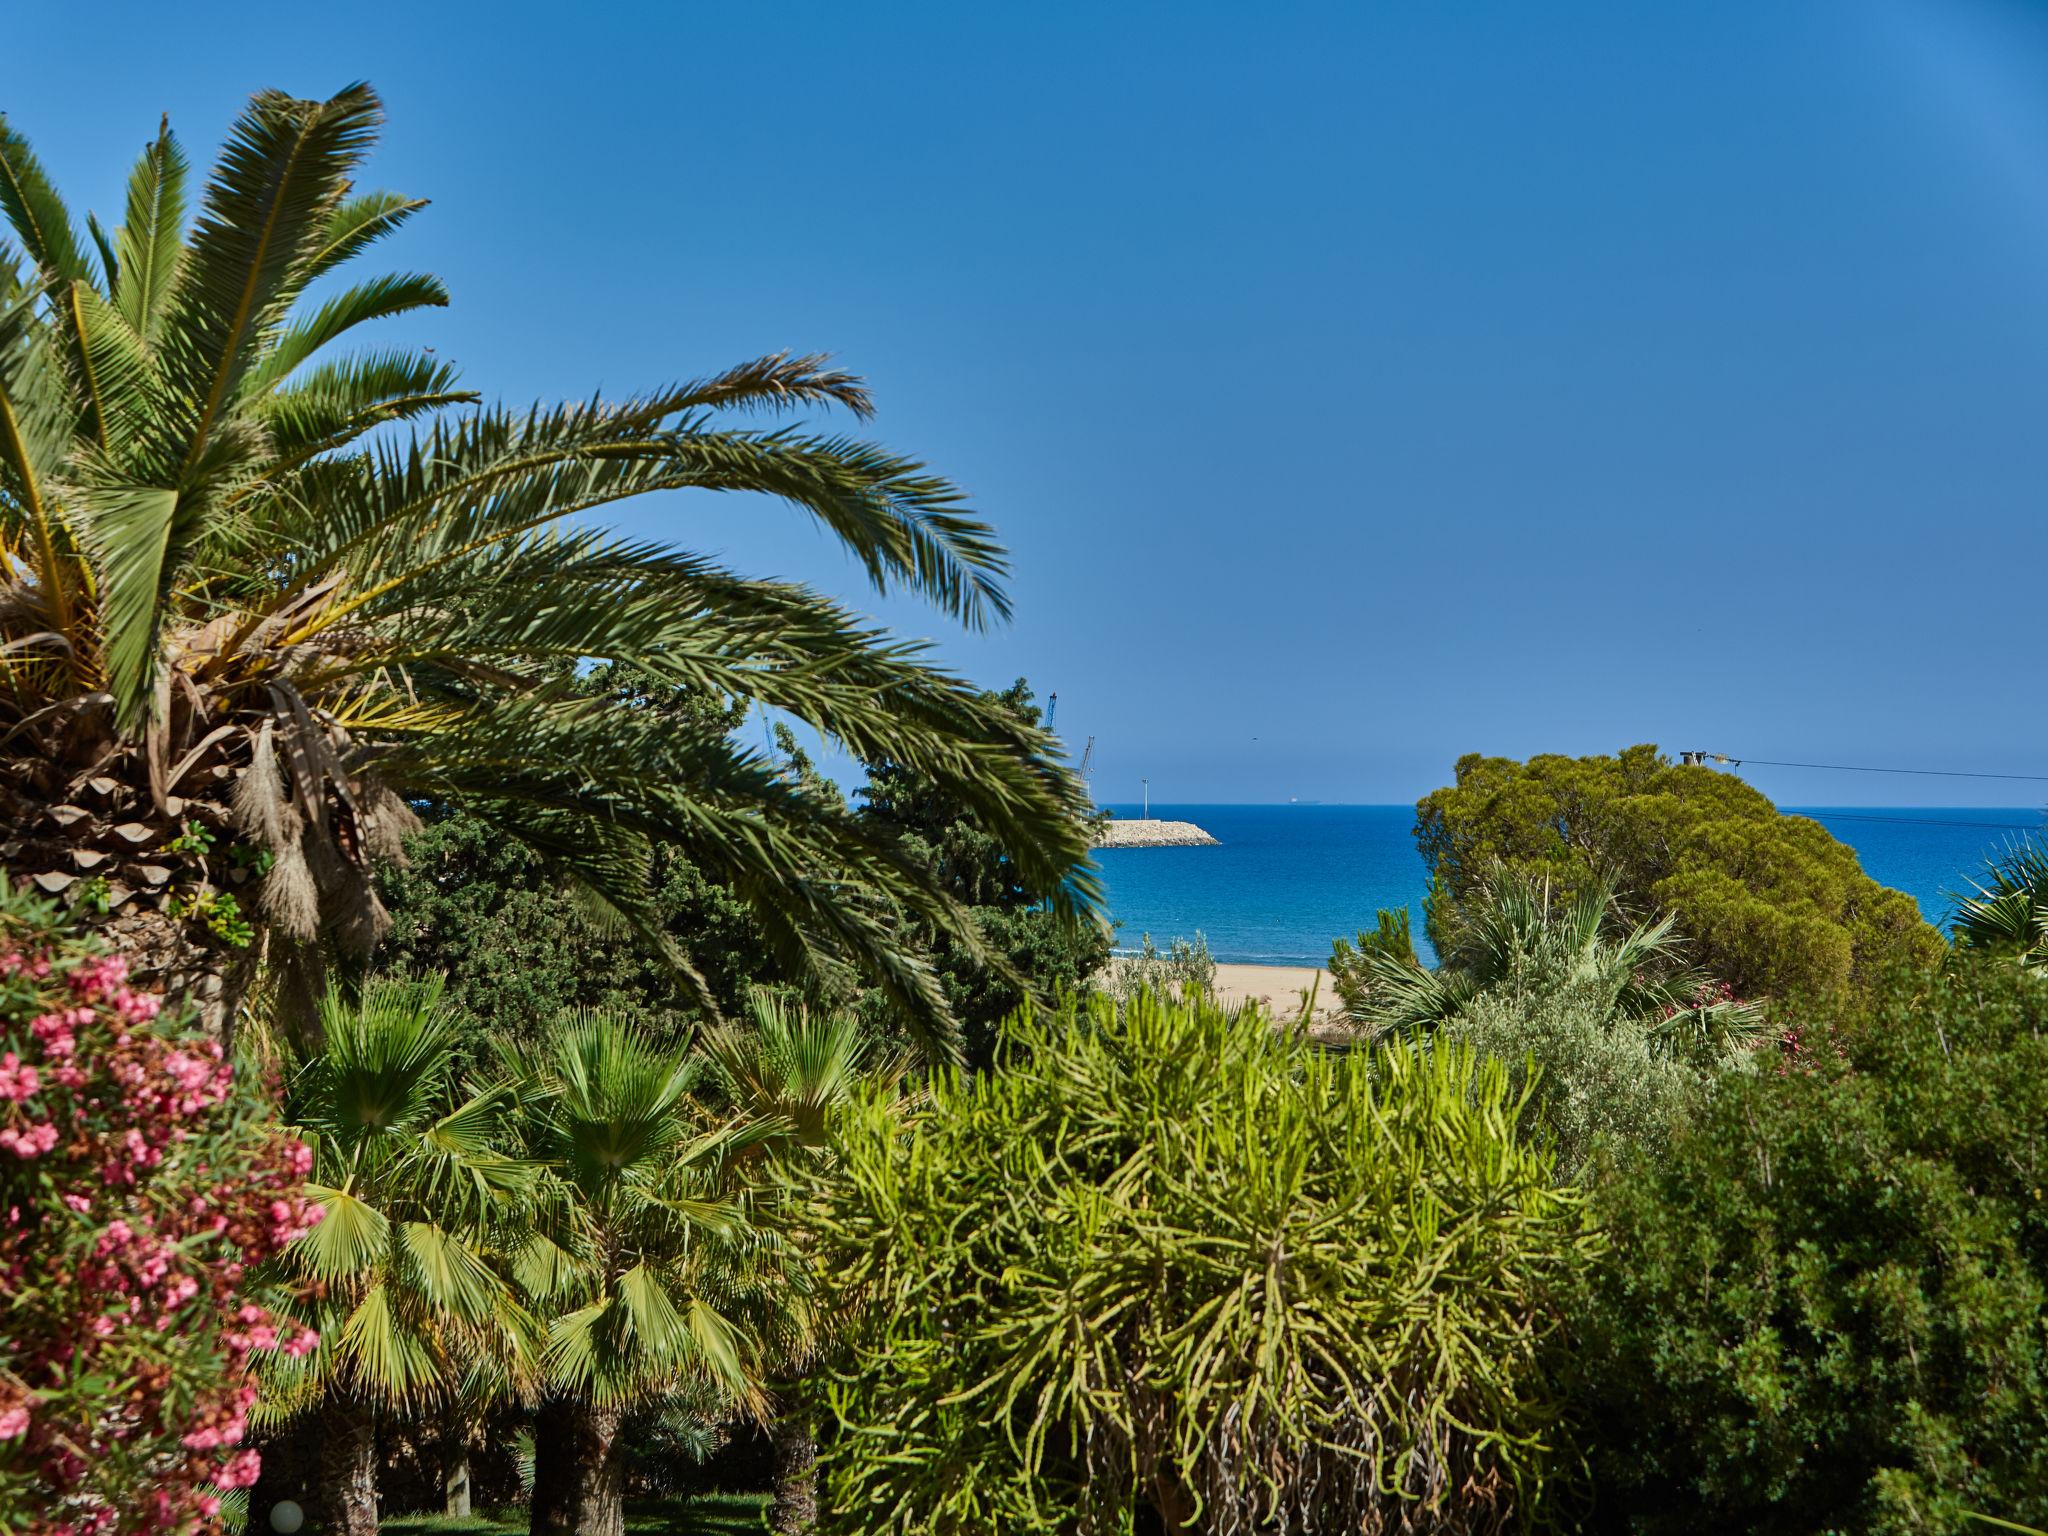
1092, 818, 1220, 849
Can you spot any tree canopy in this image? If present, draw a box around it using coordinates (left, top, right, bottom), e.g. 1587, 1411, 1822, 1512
0, 85, 1097, 1053
1415, 745, 1943, 1003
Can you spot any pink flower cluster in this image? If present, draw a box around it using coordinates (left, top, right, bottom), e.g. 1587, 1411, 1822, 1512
0, 930, 321, 1536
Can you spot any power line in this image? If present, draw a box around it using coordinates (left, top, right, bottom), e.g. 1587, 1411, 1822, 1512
1692, 753, 2048, 785
1797, 811, 2046, 833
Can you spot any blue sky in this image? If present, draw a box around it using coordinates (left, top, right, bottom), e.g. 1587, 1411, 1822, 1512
8, 0, 2048, 807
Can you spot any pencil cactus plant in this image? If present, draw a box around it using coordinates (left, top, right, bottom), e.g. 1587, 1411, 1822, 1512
803, 990, 1598, 1536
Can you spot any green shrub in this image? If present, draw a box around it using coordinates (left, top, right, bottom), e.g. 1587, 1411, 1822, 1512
805, 991, 1597, 1536
1416, 746, 1945, 1002
1569, 961, 2048, 1535
1443, 984, 1707, 1176
1098, 929, 1217, 1008
1327, 907, 1419, 1016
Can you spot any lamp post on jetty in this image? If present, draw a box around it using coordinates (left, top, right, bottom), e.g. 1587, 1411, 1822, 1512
1142, 778, 1150, 819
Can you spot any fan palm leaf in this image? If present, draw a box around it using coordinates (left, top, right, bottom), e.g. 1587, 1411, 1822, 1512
1354, 873, 1708, 1040
1950, 839, 2048, 966
503, 1014, 786, 1416
263, 977, 537, 1418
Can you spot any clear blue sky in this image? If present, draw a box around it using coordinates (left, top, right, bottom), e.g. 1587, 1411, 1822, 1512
9, 0, 2047, 807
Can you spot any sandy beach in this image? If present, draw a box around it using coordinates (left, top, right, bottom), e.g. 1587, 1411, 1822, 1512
1211, 963, 1346, 1028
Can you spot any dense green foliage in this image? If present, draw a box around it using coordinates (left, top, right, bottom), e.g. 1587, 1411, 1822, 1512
1416, 746, 1943, 1003
1443, 987, 1705, 1176
1570, 961, 2048, 1535
854, 680, 1110, 1063
377, 809, 779, 1037
804, 991, 1596, 1536
378, 677, 1103, 1064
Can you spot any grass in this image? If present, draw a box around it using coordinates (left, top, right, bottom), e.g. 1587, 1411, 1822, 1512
379, 1493, 769, 1536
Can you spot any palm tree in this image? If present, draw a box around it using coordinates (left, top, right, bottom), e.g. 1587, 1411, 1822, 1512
1353, 874, 1765, 1055
504, 1014, 786, 1536
1950, 840, 2048, 967
698, 991, 898, 1536
260, 978, 535, 1536
0, 85, 1097, 1049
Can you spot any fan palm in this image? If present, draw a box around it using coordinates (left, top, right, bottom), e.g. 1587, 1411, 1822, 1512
0, 85, 1097, 1049
1950, 840, 2048, 968
699, 992, 897, 1535
261, 977, 536, 1536
1354, 874, 1765, 1056
504, 1014, 789, 1536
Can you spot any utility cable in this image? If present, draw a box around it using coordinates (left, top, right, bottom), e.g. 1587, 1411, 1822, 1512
1701, 754, 2048, 785
1797, 811, 2045, 833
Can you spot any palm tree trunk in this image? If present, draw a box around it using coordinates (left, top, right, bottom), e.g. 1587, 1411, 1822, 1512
769, 1409, 819, 1535
2, 743, 255, 1044
443, 1418, 474, 1518
317, 1398, 379, 1536
100, 900, 251, 1041
530, 1397, 626, 1536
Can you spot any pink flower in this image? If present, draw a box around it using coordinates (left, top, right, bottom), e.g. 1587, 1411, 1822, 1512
214, 1448, 262, 1489
0, 1405, 29, 1439
0, 1123, 58, 1159
0, 1052, 40, 1101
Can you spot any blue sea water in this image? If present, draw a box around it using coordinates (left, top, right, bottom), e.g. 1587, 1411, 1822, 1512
1094, 804, 2048, 967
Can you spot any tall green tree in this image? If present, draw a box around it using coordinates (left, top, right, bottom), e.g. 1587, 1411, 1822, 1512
261, 978, 535, 1536
1416, 746, 1943, 1003
699, 992, 899, 1535
0, 86, 1096, 1052
503, 1015, 788, 1536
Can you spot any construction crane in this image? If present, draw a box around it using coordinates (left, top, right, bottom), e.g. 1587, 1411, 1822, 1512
1077, 736, 1095, 780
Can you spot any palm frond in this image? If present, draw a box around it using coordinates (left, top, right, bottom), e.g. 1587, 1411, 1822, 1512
304, 189, 426, 281
245, 271, 450, 394
253, 349, 470, 459
113, 117, 188, 341
1950, 839, 2048, 962
157, 82, 382, 470
0, 116, 90, 285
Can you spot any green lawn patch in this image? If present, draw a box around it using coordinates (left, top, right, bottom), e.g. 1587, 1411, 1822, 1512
379, 1493, 768, 1536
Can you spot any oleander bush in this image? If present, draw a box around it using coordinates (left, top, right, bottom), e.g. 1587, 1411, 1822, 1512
1569, 959, 2048, 1535
0, 887, 318, 1535
804, 990, 1597, 1536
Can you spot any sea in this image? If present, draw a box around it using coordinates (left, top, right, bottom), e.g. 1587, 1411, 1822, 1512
1092, 804, 2048, 967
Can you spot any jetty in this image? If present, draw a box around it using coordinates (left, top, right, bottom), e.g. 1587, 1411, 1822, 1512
1093, 818, 1219, 849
